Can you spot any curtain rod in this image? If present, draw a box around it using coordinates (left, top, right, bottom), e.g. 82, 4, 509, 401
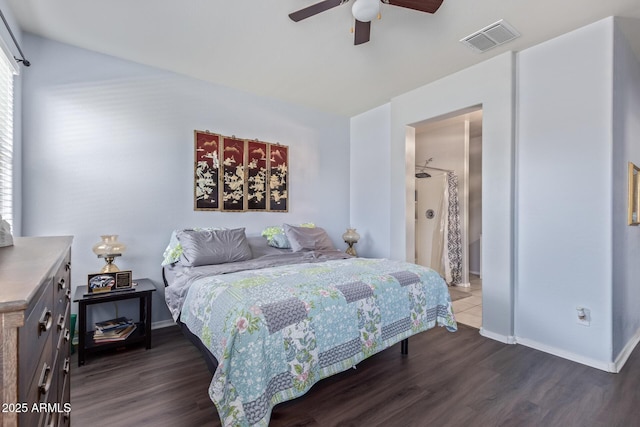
0, 8, 29, 67
415, 165, 454, 173
415, 162, 454, 173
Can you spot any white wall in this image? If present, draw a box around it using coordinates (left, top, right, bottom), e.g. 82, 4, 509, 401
21, 34, 351, 323
612, 17, 640, 364
350, 103, 391, 258
351, 52, 516, 341
516, 18, 614, 367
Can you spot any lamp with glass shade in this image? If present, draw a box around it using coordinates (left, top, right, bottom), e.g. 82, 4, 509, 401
342, 228, 360, 257
92, 235, 127, 273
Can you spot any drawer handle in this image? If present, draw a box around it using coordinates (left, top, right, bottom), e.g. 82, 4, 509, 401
65, 288, 71, 300
65, 261, 71, 271
63, 357, 70, 375
64, 328, 70, 343
58, 277, 66, 291
38, 363, 53, 397
45, 411, 58, 427
57, 313, 65, 331
38, 308, 53, 333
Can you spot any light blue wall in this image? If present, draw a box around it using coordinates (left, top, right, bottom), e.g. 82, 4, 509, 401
20, 34, 350, 323
612, 17, 640, 360
349, 103, 391, 258
517, 17, 614, 367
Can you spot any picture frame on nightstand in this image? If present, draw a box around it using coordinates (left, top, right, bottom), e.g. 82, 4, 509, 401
87, 270, 133, 294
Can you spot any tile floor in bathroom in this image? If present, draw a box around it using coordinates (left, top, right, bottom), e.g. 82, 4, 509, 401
449, 273, 482, 329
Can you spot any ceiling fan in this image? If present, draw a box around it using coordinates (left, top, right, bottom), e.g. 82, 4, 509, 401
289, 0, 444, 45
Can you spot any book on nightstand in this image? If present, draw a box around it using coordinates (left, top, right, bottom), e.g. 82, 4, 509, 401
95, 316, 133, 333
93, 317, 136, 343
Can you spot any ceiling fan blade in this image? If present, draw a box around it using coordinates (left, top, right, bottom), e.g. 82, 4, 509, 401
289, 0, 347, 22
384, 0, 443, 13
354, 19, 371, 45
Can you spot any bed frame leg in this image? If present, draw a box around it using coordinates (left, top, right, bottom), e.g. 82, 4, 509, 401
401, 338, 408, 355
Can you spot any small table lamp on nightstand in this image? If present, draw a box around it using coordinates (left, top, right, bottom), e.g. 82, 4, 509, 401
92, 234, 127, 273
342, 228, 360, 257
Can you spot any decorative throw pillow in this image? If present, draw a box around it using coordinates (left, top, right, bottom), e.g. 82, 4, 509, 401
161, 231, 183, 266
261, 223, 314, 249
269, 233, 291, 249
283, 224, 335, 252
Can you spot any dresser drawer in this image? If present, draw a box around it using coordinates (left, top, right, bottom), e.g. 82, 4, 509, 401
56, 352, 71, 426
60, 376, 71, 427
19, 333, 55, 427
19, 280, 55, 388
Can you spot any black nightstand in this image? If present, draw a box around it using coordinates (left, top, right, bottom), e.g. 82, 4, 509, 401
73, 278, 156, 366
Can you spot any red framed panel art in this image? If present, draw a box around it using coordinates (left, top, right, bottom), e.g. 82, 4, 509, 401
246, 140, 268, 211
194, 131, 221, 210
193, 130, 289, 212
268, 145, 288, 212
222, 136, 246, 211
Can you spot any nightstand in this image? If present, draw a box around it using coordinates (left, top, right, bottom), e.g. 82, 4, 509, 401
73, 278, 156, 366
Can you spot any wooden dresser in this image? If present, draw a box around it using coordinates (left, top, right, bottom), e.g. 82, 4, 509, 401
0, 236, 73, 427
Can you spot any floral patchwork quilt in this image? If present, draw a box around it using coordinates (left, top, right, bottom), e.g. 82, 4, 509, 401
180, 257, 457, 426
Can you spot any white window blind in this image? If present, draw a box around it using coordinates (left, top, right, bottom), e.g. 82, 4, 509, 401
0, 41, 16, 229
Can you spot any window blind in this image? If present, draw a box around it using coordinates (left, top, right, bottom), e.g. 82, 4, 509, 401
0, 41, 15, 228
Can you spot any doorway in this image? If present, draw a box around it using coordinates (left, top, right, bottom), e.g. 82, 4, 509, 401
412, 108, 483, 326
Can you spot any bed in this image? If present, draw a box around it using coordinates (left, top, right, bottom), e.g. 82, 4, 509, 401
162, 225, 457, 427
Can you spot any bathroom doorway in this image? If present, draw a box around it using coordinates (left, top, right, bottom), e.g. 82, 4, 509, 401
412, 108, 483, 326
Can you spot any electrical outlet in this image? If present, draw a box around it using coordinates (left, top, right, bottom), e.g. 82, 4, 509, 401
576, 307, 590, 326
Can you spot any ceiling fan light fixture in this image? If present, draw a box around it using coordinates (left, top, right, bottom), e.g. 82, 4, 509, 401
352, 0, 380, 22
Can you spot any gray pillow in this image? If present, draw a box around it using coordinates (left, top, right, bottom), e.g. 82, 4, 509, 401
177, 228, 252, 266
283, 224, 335, 252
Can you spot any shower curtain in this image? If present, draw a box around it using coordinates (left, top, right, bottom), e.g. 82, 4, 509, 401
415, 171, 463, 285
415, 174, 450, 277
443, 172, 462, 285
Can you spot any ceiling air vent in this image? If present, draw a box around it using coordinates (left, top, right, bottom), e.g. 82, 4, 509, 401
460, 19, 520, 53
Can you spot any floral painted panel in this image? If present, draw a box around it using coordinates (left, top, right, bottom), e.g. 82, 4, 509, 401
180, 258, 457, 426
246, 140, 268, 211
222, 137, 246, 211
193, 131, 290, 212
268, 144, 288, 212
194, 131, 221, 210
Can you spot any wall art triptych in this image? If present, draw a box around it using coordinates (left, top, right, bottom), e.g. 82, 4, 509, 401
194, 130, 288, 212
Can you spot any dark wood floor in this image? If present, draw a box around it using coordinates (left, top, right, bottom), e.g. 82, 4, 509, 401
71, 324, 640, 426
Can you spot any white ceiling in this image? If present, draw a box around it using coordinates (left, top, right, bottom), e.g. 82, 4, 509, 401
6, 0, 640, 117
